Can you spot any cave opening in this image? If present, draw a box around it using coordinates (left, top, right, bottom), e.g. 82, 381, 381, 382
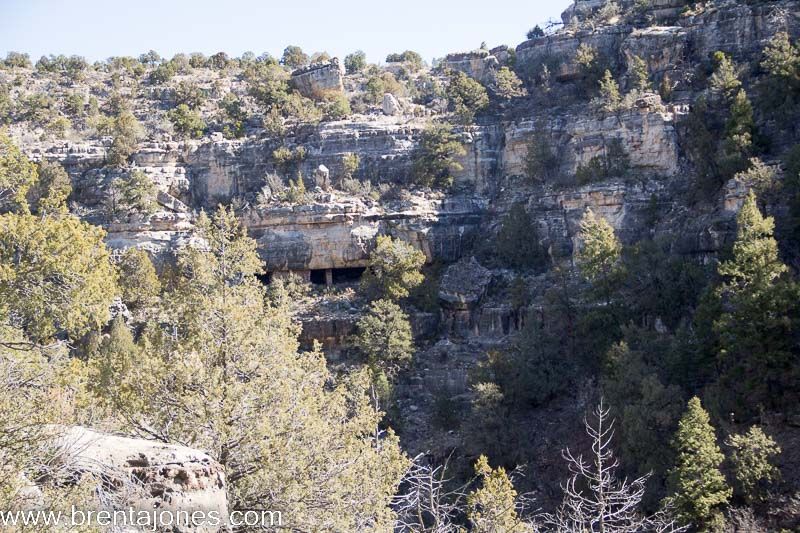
309, 269, 327, 285
332, 267, 366, 284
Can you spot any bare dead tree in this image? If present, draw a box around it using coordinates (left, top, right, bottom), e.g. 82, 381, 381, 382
394, 454, 471, 533
541, 400, 688, 533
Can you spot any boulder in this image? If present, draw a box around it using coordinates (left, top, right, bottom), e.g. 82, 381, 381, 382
382, 93, 402, 116
56, 426, 228, 532
290, 58, 345, 98
438, 257, 492, 310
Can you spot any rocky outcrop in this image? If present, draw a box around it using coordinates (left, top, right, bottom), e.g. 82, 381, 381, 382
290, 58, 345, 98
56, 426, 227, 532
441, 49, 501, 85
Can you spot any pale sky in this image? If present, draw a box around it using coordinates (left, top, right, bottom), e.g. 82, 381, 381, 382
0, 0, 572, 65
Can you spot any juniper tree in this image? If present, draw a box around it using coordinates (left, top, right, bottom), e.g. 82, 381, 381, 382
577, 208, 623, 304
667, 397, 731, 531
362, 235, 426, 300
725, 426, 781, 504
467, 456, 532, 533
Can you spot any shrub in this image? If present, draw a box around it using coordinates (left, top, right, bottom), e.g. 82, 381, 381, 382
385, 50, 424, 72
344, 50, 367, 74
524, 127, 559, 182
411, 122, 466, 189
342, 153, 359, 180
3, 52, 31, 69
725, 427, 781, 503
494, 67, 525, 99
107, 110, 144, 167
495, 203, 548, 271
361, 235, 425, 301
174, 81, 205, 109
446, 71, 489, 124
219, 93, 247, 138
527, 26, 545, 39
366, 72, 404, 104
30, 160, 71, 215
117, 247, 161, 310
168, 104, 205, 139
575, 139, 630, 184
320, 91, 351, 121
354, 299, 414, 373
281, 45, 309, 68
108, 169, 158, 218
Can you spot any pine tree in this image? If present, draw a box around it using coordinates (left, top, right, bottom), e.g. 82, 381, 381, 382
629, 55, 651, 92
577, 208, 623, 303
95, 206, 408, 530
598, 70, 621, 112
496, 203, 547, 271
714, 191, 799, 415
668, 397, 731, 531
467, 455, 530, 532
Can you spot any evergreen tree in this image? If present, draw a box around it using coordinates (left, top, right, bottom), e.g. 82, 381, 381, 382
361, 235, 425, 300
107, 109, 144, 167
354, 298, 414, 374
668, 397, 731, 531
577, 208, 623, 303
629, 55, 651, 92
709, 52, 741, 103
467, 455, 530, 533
411, 122, 466, 189
446, 71, 489, 124
92, 206, 408, 529
30, 159, 71, 216
725, 426, 781, 504
0, 132, 37, 214
714, 191, 799, 416
598, 69, 621, 112
496, 203, 547, 271
117, 248, 161, 312
0, 212, 118, 342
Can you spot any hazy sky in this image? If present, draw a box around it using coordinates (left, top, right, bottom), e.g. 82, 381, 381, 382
0, 0, 572, 65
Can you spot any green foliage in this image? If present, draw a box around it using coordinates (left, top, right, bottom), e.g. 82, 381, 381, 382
524, 127, 559, 182
362, 235, 425, 301
174, 80, 205, 109
713, 192, 799, 416
354, 298, 414, 374
668, 397, 731, 531
725, 426, 781, 504
467, 455, 527, 533
168, 103, 205, 139
218, 93, 247, 138
342, 152, 359, 180
576, 44, 607, 96
385, 50, 424, 72
271, 145, 306, 178
0, 132, 38, 213
575, 138, 630, 184
494, 67, 525, 99
495, 203, 548, 270
117, 248, 161, 311
108, 169, 158, 218
30, 159, 71, 216
93, 206, 410, 527
446, 71, 489, 124
527, 25, 545, 39
320, 91, 351, 120
149, 61, 176, 85
365, 72, 404, 103
3, 51, 31, 69
34, 54, 88, 81
106, 110, 144, 167
577, 208, 624, 303
0, 212, 118, 342
344, 50, 367, 73
629, 55, 651, 92
490, 316, 572, 407
709, 51, 742, 102
411, 122, 466, 189
597, 69, 622, 112
281, 45, 309, 68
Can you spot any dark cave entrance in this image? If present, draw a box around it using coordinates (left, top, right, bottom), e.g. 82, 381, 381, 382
309, 267, 367, 286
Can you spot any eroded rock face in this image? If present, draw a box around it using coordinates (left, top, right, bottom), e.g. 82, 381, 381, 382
441, 50, 501, 85
56, 426, 227, 532
290, 58, 345, 98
